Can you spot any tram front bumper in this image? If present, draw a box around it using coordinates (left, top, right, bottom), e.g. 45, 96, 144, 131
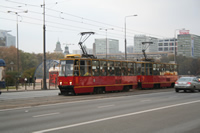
58, 85, 74, 95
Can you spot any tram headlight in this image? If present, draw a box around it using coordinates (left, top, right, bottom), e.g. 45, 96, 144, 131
60, 82, 62, 85
70, 81, 72, 85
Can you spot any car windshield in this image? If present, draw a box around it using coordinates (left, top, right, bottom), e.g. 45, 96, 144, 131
177, 77, 193, 82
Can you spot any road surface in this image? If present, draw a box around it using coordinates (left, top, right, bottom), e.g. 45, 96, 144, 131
0, 91, 200, 133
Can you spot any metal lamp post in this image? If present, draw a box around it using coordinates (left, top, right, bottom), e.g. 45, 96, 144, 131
124, 14, 137, 60
99, 28, 114, 59
7, 10, 28, 75
42, 0, 47, 90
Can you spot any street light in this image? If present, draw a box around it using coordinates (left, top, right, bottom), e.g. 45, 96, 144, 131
124, 14, 137, 60
174, 28, 185, 63
99, 28, 114, 59
7, 10, 28, 75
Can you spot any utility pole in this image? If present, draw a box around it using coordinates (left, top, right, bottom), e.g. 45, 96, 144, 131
42, 0, 47, 89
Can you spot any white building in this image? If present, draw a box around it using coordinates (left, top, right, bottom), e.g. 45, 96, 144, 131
177, 34, 200, 58
0, 30, 16, 47
127, 45, 134, 53
72, 46, 93, 55
158, 38, 176, 53
134, 35, 158, 53
94, 38, 119, 55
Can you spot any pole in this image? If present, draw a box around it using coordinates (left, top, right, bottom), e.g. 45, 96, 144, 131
16, 14, 19, 74
7, 10, 28, 89
42, 0, 47, 89
16, 14, 19, 90
124, 18, 127, 60
124, 15, 137, 60
99, 28, 113, 59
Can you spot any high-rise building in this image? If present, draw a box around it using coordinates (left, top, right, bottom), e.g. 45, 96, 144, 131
134, 35, 158, 53
0, 30, 16, 47
127, 45, 134, 53
177, 34, 200, 58
158, 38, 176, 53
94, 38, 119, 55
72, 46, 93, 55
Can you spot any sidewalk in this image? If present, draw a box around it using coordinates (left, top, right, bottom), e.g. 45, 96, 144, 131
1, 82, 58, 93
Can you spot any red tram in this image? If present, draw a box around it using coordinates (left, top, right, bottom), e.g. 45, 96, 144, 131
58, 54, 178, 95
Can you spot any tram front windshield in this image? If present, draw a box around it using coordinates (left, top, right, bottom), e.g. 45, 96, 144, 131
59, 60, 74, 76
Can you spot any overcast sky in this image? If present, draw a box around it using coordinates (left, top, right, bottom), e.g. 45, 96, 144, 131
1, 0, 200, 53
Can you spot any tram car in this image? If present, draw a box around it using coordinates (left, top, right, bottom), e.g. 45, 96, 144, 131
58, 32, 178, 95
58, 54, 178, 95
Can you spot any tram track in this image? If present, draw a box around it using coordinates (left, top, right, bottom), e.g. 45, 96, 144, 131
0, 88, 173, 110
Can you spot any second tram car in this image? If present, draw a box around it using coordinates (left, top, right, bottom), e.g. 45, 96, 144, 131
58, 55, 178, 95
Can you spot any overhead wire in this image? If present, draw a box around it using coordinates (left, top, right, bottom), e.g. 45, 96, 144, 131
2, 0, 170, 41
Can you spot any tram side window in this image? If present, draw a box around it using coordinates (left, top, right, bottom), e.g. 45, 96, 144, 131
153, 64, 157, 75
128, 62, 133, 76
136, 63, 141, 75
121, 62, 127, 76
80, 60, 91, 76
149, 63, 153, 75
174, 65, 178, 75
141, 63, 145, 75
92, 60, 100, 76
145, 63, 148, 75
157, 64, 161, 75
170, 65, 174, 72
73, 60, 79, 76
166, 64, 170, 72
145, 63, 152, 75
108, 61, 114, 76
100, 61, 107, 76
133, 63, 136, 75
114, 61, 121, 76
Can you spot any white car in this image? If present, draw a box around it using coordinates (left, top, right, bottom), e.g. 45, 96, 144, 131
175, 77, 200, 92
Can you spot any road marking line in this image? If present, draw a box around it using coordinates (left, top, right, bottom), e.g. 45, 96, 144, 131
140, 99, 151, 102
0, 106, 31, 112
98, 105, 115, 108
32, 100, 200, 133
33, 112, 60, 118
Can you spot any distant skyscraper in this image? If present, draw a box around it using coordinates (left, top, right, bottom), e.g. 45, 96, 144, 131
158, 38, 176, 53
134, 35, 158, 53
94, 38, 119, 55
127, 45, 134, 53
72, 45, 93, 55
54, 41, 63, 53
0, 30, 16, 47
177, 34, 200, 58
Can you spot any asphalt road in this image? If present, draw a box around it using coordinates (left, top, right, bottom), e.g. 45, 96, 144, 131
0, 90, 200, 133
